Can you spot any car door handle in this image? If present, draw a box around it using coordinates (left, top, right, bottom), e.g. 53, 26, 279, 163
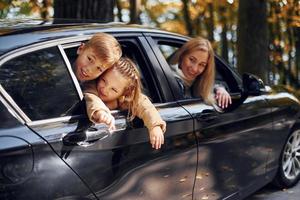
63, 127, 109, 145
84, 127, 109, 142
63, 119, 127, 145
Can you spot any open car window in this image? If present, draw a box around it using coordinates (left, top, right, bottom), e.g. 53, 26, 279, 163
63, 37, 161, 105
119, 40, 159, 102
154, 38, 241, 100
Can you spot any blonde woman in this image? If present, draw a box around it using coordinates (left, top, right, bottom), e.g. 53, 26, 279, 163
170, 37, 232, 108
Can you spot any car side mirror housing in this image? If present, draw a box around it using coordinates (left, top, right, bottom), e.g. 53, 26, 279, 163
242, 73, 265, 96
226, 73, 268, 112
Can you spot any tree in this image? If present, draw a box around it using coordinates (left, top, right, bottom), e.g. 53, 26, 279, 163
0, 0, 12, 18
219, 0, 229, 62
237, 0, 269, 83
205, 1, 215, 42
53, 0, 114, 23
181, 0, 193, 35
293, 0, 300, 85
130, 0, 141, 24
296, 28, 300, 82
115, 0, 123, 22
40, 0, 52, 19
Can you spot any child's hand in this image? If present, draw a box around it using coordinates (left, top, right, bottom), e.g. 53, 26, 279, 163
92, 110, 116, 131
149, 126, 164, 149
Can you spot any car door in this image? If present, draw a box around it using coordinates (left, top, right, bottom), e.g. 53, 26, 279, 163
0, 33, 198, 200
59, 34, 199, 200
149, 35, 274, 199
0, 45, 95, 200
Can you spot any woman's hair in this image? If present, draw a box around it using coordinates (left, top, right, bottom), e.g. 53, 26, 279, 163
113, 57, 142, 120
170, 37, 215, 104
85, 33, 122, 68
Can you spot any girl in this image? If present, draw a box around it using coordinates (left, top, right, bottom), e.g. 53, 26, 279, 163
84, 57, 165, 149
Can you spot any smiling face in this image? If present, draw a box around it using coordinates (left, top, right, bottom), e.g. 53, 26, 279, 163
74, 44, 108, 81
180, 50, 209, 81
96, 68, 130, 102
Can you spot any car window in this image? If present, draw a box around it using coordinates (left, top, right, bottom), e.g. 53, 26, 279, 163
155, 39, 239, 99
64, 39, 160, 103
158, 44, 179, 62
0, 47, 81, 121
156, 41, 199, 99
120, 40, 159, 102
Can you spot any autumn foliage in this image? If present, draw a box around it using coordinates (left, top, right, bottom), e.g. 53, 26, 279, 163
1, 0, 300, 89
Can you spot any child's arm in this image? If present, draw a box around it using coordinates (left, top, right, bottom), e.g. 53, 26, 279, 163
133, 94, 166, 149
83, 81, 115, 130
149, 126, 165, 149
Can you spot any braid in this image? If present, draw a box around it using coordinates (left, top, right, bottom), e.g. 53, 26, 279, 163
115, 57, 139, 80
114, 57, 142, 120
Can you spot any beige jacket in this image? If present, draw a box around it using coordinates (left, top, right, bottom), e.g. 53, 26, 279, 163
83, 81, 166, 132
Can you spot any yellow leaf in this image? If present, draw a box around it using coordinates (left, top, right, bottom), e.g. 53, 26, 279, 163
202, 195, 209, 200
180, 178, 186, 182
196, 175, 203, 179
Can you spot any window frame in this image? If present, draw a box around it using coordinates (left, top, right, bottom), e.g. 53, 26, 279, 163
118, 36, 168, 103
146, 35, 191, 101
148, 35, 243, 103
0, 33, 175, 125
61, 34, 170, 104
0, 39, 86, 124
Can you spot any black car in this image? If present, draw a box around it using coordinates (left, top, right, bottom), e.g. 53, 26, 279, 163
0, 20, 300, 200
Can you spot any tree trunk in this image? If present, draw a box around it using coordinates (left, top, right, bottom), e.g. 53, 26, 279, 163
206, 2, 215, 42
53, 0, 114, 23
219, 5, 228, 62
274, 3, 286, 85
228, 2, 237, 67
294, 0, 300, 85
295, 28, 300, 85
285, 2, 296, 86
286, 25, 294, 86
268, 2, 276, 85
115, 0, 123, 22
41, 0, 52, 20
130, 0, 141, 24
195, 13, 204, 36
182, 0, 193, 36
237, 0, 268, 83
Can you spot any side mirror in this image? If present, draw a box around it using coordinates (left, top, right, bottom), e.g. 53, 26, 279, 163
242, 73, 265, 96
225, 73, 268, 112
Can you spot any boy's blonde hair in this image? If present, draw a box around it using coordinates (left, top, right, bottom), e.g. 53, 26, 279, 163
85, 33, 122, 68
170, 37, 215, 104
113, 57, 142, 120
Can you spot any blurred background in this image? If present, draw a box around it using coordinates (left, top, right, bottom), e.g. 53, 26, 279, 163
0, 0, 300, 95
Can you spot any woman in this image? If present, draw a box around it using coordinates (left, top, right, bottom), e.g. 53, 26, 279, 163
169, 37, 232, 108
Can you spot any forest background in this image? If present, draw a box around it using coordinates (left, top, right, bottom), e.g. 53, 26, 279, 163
1, 0, 300, 95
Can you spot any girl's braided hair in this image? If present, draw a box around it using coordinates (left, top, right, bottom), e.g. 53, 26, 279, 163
114, 57, 142, 120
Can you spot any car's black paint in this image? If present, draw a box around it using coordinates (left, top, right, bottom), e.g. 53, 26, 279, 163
0, 115, 94, 200
0, 21, 300, 200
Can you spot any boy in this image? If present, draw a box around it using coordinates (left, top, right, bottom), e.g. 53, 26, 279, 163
74, 33, 122, 82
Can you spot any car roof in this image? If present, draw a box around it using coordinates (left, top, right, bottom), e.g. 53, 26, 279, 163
0, 19, 186, 56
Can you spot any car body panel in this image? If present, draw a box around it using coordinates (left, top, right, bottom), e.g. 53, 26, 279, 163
0, 102, 94, 200
146, 34, 275, 198
27, 103, 198, 200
